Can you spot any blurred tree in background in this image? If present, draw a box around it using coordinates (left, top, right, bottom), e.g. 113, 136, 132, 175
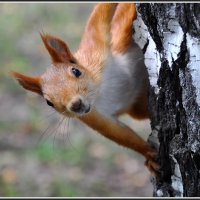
0, 3, 152, 197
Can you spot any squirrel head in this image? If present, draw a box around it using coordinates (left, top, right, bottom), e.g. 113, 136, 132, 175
11, 34, 98, 117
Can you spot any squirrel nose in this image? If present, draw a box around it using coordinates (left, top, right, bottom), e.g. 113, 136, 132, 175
71, 99, 82, 112
70, 99, 90, 114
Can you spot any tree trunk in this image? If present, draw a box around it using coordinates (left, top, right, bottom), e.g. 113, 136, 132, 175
133, 3, 200, 197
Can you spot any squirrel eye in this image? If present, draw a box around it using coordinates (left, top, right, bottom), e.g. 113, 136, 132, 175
71, 68, 82, 78
46, 99, 54, 107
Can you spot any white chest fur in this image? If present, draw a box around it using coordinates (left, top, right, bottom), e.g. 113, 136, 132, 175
94, 43, 148, 118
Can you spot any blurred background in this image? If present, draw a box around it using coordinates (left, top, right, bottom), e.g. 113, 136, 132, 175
0, 2, 153, 197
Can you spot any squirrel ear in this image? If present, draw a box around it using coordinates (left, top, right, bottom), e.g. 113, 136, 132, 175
40, 33, 76, 64
10, 71, 42, 95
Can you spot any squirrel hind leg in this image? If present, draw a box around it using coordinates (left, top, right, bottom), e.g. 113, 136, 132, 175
127, 93, 149, 120
110, 3, 137, 55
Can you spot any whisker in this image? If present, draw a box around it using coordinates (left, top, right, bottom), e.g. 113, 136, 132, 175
58, 113, 75, 151
62, 117, 68, 146
45, 110, 56, 119
38, 115, 64, 147
66, 118, 71, 145
36, 123, 52, 145
53, 116, 65, 151
66, 118, 79, 153
36, 110, 57, 145
64, 117, 70, 146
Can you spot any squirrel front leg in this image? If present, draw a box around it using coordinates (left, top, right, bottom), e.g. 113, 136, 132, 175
79, 110, 158, 175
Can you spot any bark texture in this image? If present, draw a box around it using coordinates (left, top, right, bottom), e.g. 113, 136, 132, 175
133, 3, 200, 197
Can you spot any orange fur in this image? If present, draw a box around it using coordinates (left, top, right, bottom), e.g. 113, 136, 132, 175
80, 109, 152, 157
10, 71, 42, 95
75, 3, 117, 83
11, 3, 158, 176
40, 33, 76, 64
111, 3, 137, 54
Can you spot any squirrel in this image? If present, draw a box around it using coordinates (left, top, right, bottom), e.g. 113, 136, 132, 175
11, 3, 158, 176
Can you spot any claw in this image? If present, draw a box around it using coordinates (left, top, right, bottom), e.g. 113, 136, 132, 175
144, 148, 160, 177
144, 158, 160, 177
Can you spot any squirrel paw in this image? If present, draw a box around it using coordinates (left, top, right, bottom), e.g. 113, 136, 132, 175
144, 150, 160, 177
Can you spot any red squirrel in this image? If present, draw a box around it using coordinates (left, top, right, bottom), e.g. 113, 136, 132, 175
11, 3, 158, 176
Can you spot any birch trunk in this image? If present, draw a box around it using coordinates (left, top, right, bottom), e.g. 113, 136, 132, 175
133, 3, 200, 197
